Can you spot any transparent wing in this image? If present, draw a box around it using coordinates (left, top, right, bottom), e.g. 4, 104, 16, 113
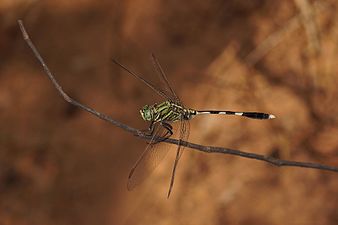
112, 59, 168, 100
166, 119, 190, 198
150, 53, 180, 103
127, 122, 175, 190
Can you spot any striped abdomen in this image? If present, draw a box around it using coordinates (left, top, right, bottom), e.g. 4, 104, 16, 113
196, 110, 275, 119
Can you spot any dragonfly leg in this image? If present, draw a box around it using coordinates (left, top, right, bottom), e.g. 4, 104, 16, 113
141, 121, 155, 137
161, 122, 173, 138
163, 122, 173, 131
143, 121, 170, 144
150, 122, 173, 144
154, 122, 173, 144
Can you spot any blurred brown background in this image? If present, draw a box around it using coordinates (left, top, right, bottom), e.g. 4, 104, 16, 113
1, 0, 338, 224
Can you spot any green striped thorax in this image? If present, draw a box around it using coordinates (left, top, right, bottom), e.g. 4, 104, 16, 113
140, 100, 196, 123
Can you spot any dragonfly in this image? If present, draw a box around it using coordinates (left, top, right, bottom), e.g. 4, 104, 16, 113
18, 20, 275, 198
112, 54, 276, 198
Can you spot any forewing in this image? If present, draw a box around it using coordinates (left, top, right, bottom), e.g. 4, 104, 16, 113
151, 53, 180, 103
127, 123, 174, 190
112, 59, 168, 100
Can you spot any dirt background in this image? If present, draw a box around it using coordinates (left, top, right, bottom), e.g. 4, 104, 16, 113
1, 0, 338, 224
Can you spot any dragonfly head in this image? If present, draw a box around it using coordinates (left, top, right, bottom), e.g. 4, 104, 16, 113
140, 105, 153, 121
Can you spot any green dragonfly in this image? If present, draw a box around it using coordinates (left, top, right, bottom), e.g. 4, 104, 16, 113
18, 19, 274, 198
112, 54, 275, 198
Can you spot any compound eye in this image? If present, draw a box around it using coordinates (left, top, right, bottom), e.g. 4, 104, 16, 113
143, 105, 149, 110
146, 110, 151, 119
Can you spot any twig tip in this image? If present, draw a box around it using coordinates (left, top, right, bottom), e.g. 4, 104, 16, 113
17, 19, 29, 40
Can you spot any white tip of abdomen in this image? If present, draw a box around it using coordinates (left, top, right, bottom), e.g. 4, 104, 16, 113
269, 114, 276, 119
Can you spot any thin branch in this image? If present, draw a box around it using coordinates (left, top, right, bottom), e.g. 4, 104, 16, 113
18, 20, 338, 174
164, 139, 338, 172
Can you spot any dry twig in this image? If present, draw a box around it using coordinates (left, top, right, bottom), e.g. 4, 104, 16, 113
18, 20, 338, 174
